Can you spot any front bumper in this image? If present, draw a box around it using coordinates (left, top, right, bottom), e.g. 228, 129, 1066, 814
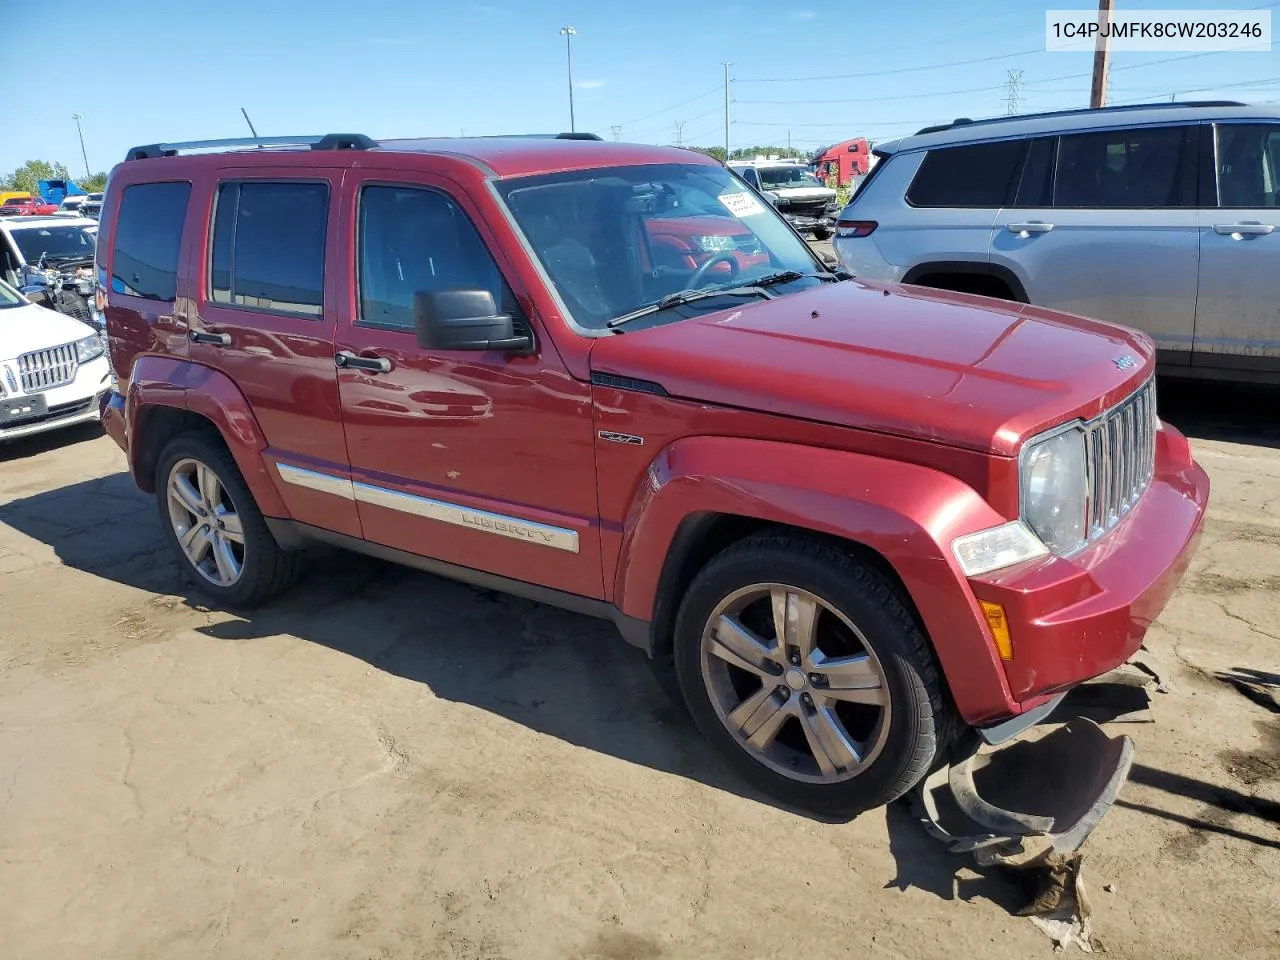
781, 212, 836, 233
0, 356, 111, 441
970, 422, 1208, 707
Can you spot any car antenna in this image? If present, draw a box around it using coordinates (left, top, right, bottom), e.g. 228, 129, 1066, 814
240, 107, 263, 147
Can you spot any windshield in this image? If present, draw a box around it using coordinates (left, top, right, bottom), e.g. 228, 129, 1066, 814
10, 223, 97, 263
758, 166, 825, 189
2, 198, 26, 207
0, 279, 24, 308
495, 162, 822, 330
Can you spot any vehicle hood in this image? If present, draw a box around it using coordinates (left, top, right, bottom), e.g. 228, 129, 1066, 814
589, 280, 1154, 456
0, 301, 95, 360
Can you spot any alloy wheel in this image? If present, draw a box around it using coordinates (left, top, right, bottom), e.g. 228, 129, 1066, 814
166, 457, 245, 587
699, 583, 891, 784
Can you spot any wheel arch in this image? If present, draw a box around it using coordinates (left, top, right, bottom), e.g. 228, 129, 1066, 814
125, 355, 289, 518
902, 260, 1028, 303
615, 436, 1020, 724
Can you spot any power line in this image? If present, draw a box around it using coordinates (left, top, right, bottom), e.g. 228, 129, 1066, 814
737, 47, 1044, 84
629, 104, 721, 142
613, 84, 720, 129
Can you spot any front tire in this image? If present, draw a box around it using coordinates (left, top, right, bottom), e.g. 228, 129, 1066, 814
673, 533, 950, 818
811, 226, 832, 241
155, 432, 299, 606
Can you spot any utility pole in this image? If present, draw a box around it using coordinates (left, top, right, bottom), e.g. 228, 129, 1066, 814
71, 113, 90, 178
673, 121, 685, 147
240, 107, 259, 137
610, 125, 622, 141
560, 26, 577, 132
722, 61, 732, 159
1004, 69, 1024, 115
1090, 0, 1114, 108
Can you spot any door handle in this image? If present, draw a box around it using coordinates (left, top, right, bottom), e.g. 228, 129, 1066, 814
189, 330, 231, 346
1213, 222, 1275, 237
335, 350, 392, 373
1007, 222, 1055, 235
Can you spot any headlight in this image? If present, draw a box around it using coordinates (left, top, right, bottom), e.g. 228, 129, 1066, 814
1020, 426, 1089, 554
75, 333, 104, 364
691, 235, 736, 253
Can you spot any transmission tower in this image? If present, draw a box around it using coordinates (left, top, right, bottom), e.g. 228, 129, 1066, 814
610, 125, 622, 141
673, 120, 685, 147
1004, 69, 1024, 116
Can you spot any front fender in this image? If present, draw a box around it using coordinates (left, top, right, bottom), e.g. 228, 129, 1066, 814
614, 436, 1019, 724
125, 355, 289, 518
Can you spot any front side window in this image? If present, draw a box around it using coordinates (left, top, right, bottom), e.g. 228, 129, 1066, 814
1215, 124, 1280, 208
495, 162, 824, 331
0, 278, 24, 308
907, 140, 1026, 207
110, 181, 189, 301
1054, 126, 1196, 208
210, 181, 327, 316
358, 185, 505, 329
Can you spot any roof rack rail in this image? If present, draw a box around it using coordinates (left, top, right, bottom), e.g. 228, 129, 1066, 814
486, 132, 604, 140
124, 133, 376, 161
913, 100, 1248, 136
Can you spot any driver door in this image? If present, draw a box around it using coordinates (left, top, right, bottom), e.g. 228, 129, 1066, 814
332, 171, 603, 598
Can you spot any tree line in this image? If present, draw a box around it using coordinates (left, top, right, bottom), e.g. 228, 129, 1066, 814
684, 145, 812, 163
2, 160, 109, 196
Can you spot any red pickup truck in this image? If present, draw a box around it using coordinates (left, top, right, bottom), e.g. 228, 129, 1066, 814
0, 195, 58, 216
96, 133, 1208, 821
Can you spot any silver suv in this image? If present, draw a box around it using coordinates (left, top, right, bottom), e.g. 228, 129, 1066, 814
834, 102, 1280, 384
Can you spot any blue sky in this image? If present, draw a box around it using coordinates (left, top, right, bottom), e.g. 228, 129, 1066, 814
5, 0, 1278, 177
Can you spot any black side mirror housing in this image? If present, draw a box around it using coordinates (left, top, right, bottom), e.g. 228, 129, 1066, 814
412, 288, 534, 354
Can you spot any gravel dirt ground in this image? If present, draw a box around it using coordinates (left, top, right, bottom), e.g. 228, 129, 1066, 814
1, 379, 1278, 960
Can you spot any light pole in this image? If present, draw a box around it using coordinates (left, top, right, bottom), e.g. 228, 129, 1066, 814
71, 113, 90, 179
559, 26, 577, 133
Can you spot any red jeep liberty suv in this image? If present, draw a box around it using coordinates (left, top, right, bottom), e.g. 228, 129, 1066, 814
97, 133, 1209, 819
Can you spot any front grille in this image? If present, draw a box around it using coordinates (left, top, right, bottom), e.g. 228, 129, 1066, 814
1086, 378, 1157, 539
18, 343, 78, 393
785, 199, 830, 217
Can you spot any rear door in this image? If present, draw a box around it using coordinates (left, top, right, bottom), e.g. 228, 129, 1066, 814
990, 125, 1201, 365
185, 167, 361, 537
890, 139, 1024, 281
1194, 121, 1280, 373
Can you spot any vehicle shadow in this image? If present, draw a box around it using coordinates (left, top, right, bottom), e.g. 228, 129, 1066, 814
0, 422, 104, 461
1157, 376, 1280, 450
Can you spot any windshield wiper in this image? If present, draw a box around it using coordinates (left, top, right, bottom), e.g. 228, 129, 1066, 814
607, 285, 770, 329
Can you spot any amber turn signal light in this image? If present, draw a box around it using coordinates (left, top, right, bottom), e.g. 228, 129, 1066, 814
979, 600, 1013, 660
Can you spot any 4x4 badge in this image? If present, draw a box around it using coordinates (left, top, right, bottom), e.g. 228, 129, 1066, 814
1113, 355, 1136, 370
599, 431, 644, 446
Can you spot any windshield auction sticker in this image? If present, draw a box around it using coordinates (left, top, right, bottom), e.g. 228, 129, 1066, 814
718, 192, 766, 218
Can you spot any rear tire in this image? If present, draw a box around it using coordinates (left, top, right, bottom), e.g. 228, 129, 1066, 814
154, 431, 299, 606
811, 227, 832, 241
673, 533, 950, 818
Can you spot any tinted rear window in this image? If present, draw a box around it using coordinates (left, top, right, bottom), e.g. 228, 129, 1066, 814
1054, 126, 1197, 208
210, 181, 328, 316
907, 140, 1026, 207
110, 181, 191, 301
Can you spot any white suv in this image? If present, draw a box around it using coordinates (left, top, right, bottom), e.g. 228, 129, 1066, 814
834, 102, 1280, 384
0, 279, 110, 442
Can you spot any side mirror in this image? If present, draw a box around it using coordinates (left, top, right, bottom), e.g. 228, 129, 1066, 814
413, 288, 533, 354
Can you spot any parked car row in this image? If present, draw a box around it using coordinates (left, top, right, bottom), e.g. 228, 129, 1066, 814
832, 100, 1280, 384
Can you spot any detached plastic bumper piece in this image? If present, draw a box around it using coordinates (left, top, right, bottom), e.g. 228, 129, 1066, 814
912, 718, 1134, 869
